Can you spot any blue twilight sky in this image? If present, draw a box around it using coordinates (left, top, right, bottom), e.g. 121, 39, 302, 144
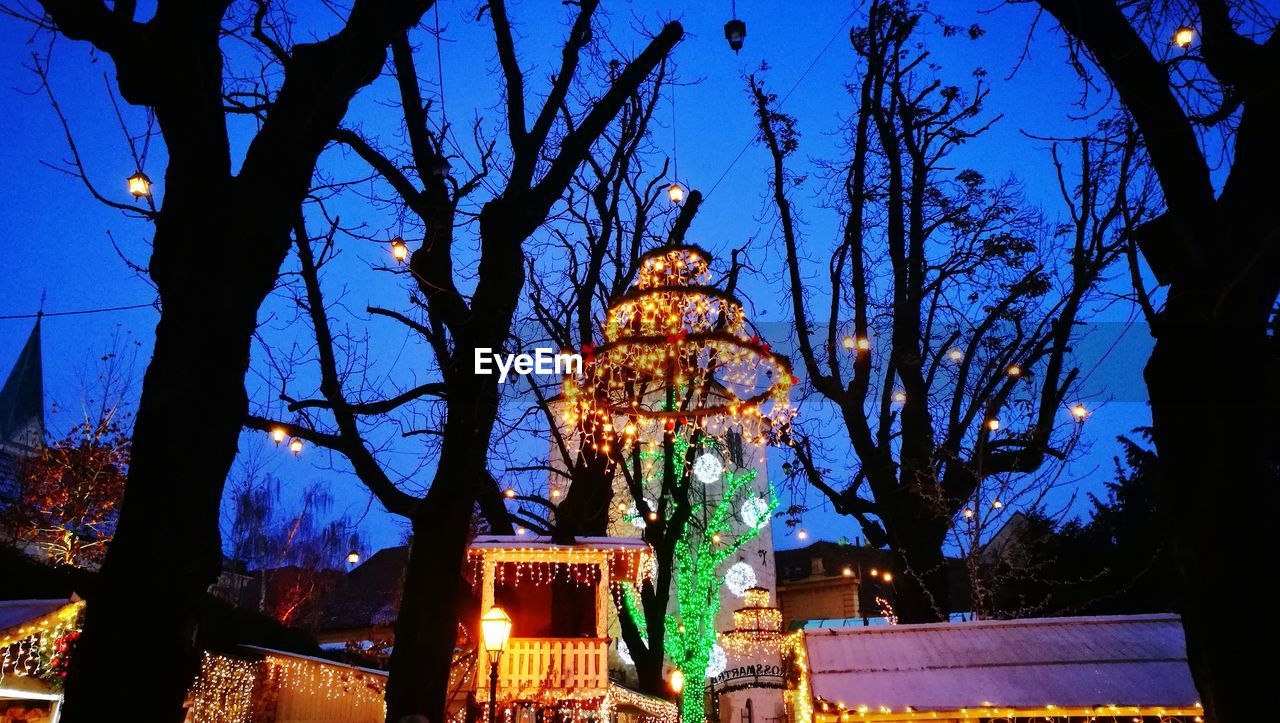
0, 0, 1164, 558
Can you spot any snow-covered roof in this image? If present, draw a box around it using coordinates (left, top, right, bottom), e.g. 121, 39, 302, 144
803, 614, 1199, 713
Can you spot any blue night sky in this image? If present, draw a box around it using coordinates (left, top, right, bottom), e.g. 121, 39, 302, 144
0, 0, 1160, 558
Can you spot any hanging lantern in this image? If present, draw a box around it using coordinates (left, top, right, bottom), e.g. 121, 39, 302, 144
670, 669, 685, 694
346, 550, 361, 565
289, 438, 303, 454
270, 427, 286, 445
857, 336, 871, 351
723, 18, 747, 53
504, 487, 517, 499
881, 572, 893, 583
797, 529, 808, 540
391, 237, 409, 263
1006, 364, 1022, 377
841, 336, 856, 350
127, 171, 152, 198
667, 182, 685, 204
1173, 26, 1195, 49
986, 418, 1000, 431
947, 347, 965, 362
1070, 403, 1089, 421
892, 390, 907, 405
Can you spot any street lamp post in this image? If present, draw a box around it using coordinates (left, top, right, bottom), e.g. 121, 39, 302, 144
480, 606, 513, 723
670, 669, 686, 723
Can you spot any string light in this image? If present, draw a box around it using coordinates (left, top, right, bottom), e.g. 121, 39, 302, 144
724, 561, 759, 596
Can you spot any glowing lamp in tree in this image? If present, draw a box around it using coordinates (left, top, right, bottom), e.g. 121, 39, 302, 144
270, 427, 287, 445
346, 550, 360, 566
1173, 26, 1195, 49
289, 438, 303, 454
723, 18, 746, 53
670, 668, 685, 694
127, 171, 152, 198
841, 336, 856, 350
667, 182, 686, 204
391, 237, 409, 263
1070, 403, 1089, 421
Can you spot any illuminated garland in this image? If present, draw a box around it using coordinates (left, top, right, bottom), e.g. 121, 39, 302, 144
187, 653, 259, 723
0, 600, 83, 690
667, 451, 776, 723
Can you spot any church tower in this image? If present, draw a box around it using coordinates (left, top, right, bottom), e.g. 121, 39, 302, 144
0, 318, 45, 497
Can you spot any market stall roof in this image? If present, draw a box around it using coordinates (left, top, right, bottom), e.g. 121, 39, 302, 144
469, 535, 649, 550
804, 614, 1200, 716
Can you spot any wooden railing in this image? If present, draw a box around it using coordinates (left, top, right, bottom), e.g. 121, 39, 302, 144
496, 638, 609, 693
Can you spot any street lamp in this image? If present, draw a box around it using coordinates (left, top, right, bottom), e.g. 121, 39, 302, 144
670, 669, 685, 722
481, 606, 513, 723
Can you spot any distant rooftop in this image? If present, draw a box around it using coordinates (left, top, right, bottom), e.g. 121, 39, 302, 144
804, 614, 1200, 714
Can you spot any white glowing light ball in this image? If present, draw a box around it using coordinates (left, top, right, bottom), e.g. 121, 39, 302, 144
724, 561, 757, 597
693, 453, 724, 485
740, 496, 772, 529
617, 639, 634, 666
706, 643, 727, 678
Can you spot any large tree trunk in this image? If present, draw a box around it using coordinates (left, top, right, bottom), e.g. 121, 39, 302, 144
883, 496, 949, 624
60, 215, 273, 721
385, 447, 480, 722
1144, 287, 1277, 722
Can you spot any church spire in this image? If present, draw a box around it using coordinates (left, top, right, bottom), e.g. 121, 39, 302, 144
0, 317, 45, 449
